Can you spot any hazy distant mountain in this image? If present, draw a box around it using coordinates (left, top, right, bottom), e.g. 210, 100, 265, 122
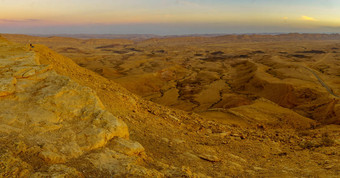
31, 34, 161, 41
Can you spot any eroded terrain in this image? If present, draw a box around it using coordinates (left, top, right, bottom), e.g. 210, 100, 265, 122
6, 34, 340, 125
2, 34, 340, 177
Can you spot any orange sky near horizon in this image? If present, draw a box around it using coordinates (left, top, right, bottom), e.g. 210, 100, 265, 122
1, 0, 340, 34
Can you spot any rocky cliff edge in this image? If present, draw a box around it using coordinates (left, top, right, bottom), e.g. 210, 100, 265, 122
0, 36, 196, 177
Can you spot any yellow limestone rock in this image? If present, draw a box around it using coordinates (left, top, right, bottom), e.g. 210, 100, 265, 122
31, 164, 84, 178
111, 137, 145, 156
0, 35, 163, 176
0, 150, 32, 178
0, 77, 16, 96
86, 148, 163, 177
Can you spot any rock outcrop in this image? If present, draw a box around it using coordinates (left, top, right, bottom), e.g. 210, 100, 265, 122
0, 36, 185, 177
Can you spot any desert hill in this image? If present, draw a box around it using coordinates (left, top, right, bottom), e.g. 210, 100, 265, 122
34, 34, 160, 41
4, 33, 339, 124
1, 34, 340, 177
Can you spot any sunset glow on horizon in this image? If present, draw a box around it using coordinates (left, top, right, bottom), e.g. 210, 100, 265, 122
1, 0, 340, 35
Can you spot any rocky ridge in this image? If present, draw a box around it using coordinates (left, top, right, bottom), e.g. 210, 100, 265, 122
0, 36, 196, 177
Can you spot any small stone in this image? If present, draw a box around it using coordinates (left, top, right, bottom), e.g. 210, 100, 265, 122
111, 138, 145, 156
253, 166, 265, 171
231, 133, 240, 137
228, 153, 247, 162
334, 139, 340, 145
324, 165, 334, 169
22, 69, 36, 78
183, 152, 200, 160
173, 139, 185, 144
218, 132, 229, 137
161, 138, 169, 143
245, 170, 255, 175
198, 154, 220, 162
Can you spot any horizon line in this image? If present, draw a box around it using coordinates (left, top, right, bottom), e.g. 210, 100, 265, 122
2, 32, 340, 37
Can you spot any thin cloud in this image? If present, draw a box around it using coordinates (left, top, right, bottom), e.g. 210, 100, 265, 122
321, 25, 340, 30
0, 19, 40, 23
301, 16, 318, 21
175, 0, 201, 8
282, 17, 288, 23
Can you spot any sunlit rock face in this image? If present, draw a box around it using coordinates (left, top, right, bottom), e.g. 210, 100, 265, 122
0, 37, 169, 177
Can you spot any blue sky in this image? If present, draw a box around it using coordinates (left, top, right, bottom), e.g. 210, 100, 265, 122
0, 0, 340, 35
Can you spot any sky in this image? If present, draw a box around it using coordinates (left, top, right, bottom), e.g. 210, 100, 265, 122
1, 0, 340, 35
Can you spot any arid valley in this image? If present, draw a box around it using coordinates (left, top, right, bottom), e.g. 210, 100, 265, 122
0, 33, 339, 177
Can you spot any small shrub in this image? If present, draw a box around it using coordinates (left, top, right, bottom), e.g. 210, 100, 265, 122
299, 133, 335, 149
320, 133, 335, 147
300, 140, 317, 149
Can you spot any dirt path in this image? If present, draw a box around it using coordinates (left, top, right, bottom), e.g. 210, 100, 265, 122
316, 53, 331, 64
304, 66, 339, 98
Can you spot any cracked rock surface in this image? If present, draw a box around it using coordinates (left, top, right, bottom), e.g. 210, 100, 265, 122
0, 36, 194, 177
